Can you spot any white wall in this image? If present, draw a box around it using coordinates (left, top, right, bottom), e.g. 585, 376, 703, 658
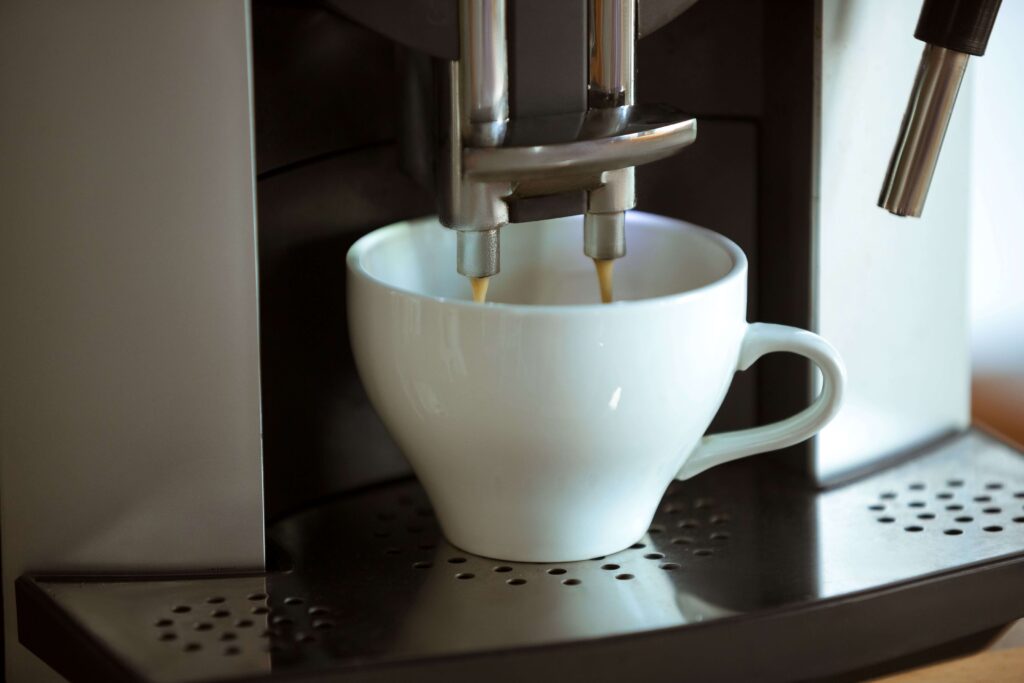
970, 1, 1024, 388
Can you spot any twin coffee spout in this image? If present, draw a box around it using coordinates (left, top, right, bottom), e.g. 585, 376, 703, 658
444, 0, 696, 278
325, 0, 698, 279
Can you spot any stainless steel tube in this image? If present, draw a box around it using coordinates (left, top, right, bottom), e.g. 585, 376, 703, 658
586, 0, 636, 261
457, 229, 500, 279
454, 0, 509, 277
879, 44, 969, 217
584, 212, 626, 260
461, 0, 508, 128
589, 0, 635, 107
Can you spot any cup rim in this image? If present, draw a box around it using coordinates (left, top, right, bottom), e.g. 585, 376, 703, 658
346, 211, 747, 314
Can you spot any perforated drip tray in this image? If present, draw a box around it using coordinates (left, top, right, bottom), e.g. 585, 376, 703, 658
17, 429, 1024, 683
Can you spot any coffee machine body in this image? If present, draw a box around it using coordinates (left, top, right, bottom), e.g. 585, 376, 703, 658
0, 1, 1014, 681
253, 0, 976, 516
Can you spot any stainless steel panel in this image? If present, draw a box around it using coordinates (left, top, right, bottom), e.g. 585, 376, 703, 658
0, 2, 265, 680
815, 0, 972, 482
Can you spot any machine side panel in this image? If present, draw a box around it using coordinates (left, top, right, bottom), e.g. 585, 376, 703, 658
0, 1, 265, 679
814, 0, 971, 482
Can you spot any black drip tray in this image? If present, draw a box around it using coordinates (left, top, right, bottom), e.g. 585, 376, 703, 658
17, 429, 1024, 682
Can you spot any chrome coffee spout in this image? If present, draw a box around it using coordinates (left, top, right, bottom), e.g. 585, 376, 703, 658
584, 0, 635, 262
444, 0, 510, 278
439, 0, 696, 277
457, 228, 500, 279
879, 0, 1001, 217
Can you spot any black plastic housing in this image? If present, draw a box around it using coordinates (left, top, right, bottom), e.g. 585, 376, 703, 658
915, 0, 1002, 56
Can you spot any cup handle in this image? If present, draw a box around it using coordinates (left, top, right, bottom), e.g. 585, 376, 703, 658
676, 322, 846, 480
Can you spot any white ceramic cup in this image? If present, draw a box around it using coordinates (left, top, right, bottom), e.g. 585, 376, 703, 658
347, 212, 845, 562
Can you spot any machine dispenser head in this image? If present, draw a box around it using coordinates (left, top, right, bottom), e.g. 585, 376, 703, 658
437, 0, 696, 278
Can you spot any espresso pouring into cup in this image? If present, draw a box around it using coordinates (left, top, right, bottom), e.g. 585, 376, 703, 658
470, 258, 614, 305
348, 212, 845, 562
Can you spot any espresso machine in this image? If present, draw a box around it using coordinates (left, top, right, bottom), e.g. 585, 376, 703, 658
2, 1, 1023, 681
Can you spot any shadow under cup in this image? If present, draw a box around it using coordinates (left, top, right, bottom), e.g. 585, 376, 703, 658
347, 212, 748, 562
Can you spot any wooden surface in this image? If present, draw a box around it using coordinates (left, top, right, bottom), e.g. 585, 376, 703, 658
973, 375, 1024, 448
873, 621, 1024, 682
876, 648, 1024, 682
873, 378, 1024, 682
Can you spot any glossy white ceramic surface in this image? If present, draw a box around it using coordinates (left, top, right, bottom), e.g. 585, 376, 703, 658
347, 213, 844, 561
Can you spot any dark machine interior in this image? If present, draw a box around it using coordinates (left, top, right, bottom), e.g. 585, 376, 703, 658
252, 0, 817, 521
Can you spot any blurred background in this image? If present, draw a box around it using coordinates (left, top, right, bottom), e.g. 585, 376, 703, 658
970, 0, 1024, 447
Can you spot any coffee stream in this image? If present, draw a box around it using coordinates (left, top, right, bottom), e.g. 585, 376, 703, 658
593, 258, 614, 304
467, 259, 615, 304
470, 277, 490, 304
